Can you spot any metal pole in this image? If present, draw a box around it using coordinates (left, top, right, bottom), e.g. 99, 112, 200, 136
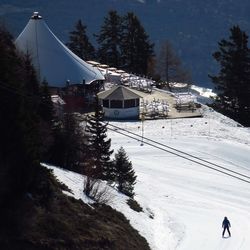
141, 114, 144, 146
171, 118, 173, 138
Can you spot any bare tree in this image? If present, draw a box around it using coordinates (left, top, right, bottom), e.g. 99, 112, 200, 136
83, 176, 114, 204
157, 40, 191, 90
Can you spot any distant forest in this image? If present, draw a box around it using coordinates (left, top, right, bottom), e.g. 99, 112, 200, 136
2, 0, 250, 86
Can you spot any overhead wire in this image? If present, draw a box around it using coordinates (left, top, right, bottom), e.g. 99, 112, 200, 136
0, 80, 46, 103
107, 123, 250, 180
1, 80, 250, 184
106, 123, 250, 184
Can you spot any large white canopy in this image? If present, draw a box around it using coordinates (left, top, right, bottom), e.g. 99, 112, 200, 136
15, 12, 104, 87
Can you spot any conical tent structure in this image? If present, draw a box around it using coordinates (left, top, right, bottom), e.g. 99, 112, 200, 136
15, 12, 104, 87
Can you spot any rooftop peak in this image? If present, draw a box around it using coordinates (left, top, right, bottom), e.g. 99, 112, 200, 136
31, 12, 42, 20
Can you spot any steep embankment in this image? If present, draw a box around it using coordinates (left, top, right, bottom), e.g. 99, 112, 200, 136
0, 166, 150, 250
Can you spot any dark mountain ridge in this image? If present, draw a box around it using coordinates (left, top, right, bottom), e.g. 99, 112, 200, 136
1, 0, 250, 87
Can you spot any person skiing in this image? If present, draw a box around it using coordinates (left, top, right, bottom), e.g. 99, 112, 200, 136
222, 216, 231, 237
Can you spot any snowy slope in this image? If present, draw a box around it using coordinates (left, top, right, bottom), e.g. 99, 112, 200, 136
45, 104, 250, 250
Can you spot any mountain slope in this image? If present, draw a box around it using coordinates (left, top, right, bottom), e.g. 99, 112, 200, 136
0, 166, 150, 250
48, 104, 250, 249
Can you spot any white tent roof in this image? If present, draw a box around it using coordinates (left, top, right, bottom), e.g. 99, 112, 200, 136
15, 12, 104, 87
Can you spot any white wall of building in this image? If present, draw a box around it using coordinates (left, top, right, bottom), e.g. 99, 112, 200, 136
103, 107, 139, 119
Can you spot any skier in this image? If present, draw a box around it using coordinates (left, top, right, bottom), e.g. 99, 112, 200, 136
222, 216, 231, 237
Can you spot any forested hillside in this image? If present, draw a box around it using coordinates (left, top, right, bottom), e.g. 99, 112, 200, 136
1, 0, 250, 86
0, 24, 150, 250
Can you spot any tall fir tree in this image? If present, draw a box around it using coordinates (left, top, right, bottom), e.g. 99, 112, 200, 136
39, 79, 54, 123
49, 113, 88, 172
113, 147, 136, 198
96, 10, 122, 67
19, 52, 41, 187
209, 26, 250, 126
120, 12, 154, 76
67, 19, 95, 60
85, 96, 114, 180
0, 25, 41, 204
38, 79, 55, 162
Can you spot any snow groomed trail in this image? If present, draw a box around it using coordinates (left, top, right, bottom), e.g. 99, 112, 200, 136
107, 113, 250, 250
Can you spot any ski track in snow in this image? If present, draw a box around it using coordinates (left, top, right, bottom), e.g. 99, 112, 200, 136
44, 106, 250, 250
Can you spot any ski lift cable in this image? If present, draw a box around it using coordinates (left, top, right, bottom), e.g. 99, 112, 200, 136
107, 126, 250, 184
106, 123, 250, 180
2, 80, 249, 183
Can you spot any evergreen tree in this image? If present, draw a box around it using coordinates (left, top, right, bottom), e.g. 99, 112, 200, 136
39, 79, 54, 123
22, 53, 40, 96
120, 12, 154, 75
85, 96, 114, 180
67, 19, 95, 60
38, 80, 55, 162
96, 10, 122, 67
0, 25, 41, 204
49, 113, 88, 172
19, 52, 41, 186
113, 147, 136, 198
157, 40, 191, 90
209, 26, 250, 126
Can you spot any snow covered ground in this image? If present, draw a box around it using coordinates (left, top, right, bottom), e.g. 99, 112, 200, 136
45, 95, 250, 250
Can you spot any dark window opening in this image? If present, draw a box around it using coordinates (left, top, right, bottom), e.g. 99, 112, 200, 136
110, 100, 123, 108
103, 99, 109, 108
124, 99, 135, 108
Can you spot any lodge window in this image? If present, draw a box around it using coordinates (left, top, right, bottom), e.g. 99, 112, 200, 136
124, 99, 135, 108
103, 99, 109, 108
110, 100, 123, 108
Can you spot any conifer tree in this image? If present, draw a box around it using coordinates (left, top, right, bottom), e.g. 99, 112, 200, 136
210, 26, 250, 126
0, 26, 41, 203
19, 53, 41, 182
96, 10, 122, 67
38, 80, 54, 162
39, 80, 54, 123
49, 113, 88, 172
113, 147, 136, 198
67, 19, 95, 60
85, 96, 114, 180
120, 12, 154, 75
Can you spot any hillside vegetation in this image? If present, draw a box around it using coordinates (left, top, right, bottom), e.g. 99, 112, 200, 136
1, 167, 150, 250
0, 24, 150, 250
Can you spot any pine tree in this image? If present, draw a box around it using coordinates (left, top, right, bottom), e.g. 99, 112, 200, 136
38, 80, 55, 162
96, 10, 122, 67
19, 52, 41, 186
49, 113, 88, 172
120, 12, 154, 75
157, 40, 191, 90
67, 19, 95, 60
85, 96, 114, 180
0, 25, 41, 203
113, 147, 136, 198
39, 80, 54, 123
209, 26, 250, 126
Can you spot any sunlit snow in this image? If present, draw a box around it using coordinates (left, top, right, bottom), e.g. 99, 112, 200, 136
44, 88, 250, 250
